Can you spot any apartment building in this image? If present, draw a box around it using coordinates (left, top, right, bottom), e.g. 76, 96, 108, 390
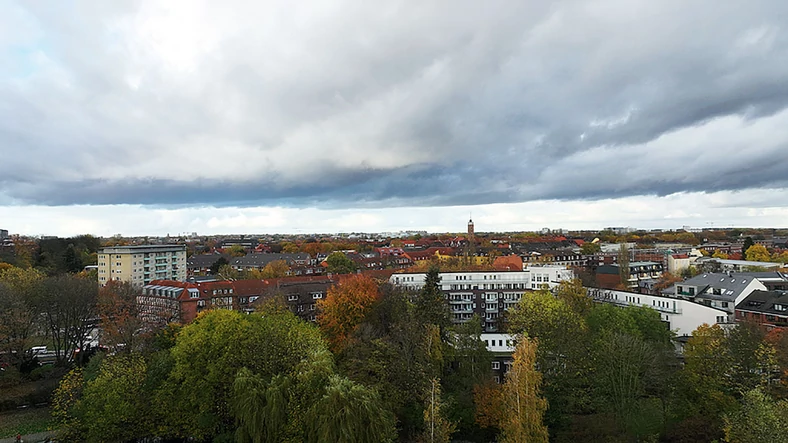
98, 244, 187, 285
389, 267, 574, 331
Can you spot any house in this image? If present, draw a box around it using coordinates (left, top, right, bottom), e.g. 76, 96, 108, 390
588, 288, 729, 336
595, 262, 664, 292
672, 272, 767, 321
230, 253, 312, 272
186, 253, 230, 276
736, 290, 788, 329
481, 333, 515, 383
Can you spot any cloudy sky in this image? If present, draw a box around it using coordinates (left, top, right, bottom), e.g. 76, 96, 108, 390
2, 0, 788, 237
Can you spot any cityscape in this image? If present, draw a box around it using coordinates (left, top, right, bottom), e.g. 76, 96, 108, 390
3, 0, 788, 442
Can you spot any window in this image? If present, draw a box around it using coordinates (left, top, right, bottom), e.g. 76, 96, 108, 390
288, 295, 299, 301
492, 361, 500, 370
310, 304, 316, 311
312, 292, 323, 299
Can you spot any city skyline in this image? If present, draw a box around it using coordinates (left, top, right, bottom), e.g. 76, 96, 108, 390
2, 1, 788, 236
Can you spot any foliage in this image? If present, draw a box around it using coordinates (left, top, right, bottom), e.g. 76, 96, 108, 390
304, 374, 396, 443
162, 309, 328, 440
326, 251, 357, 274
261, 259, 290, 278
227, 244, 247, 257
77, 355, 150, 442
97, 281, 146, 354
580, 242, 601, 255
473, 380, 504, 429
683, 323, 736, 415
745, 244, 771, 262
554, 278, 592, 316
723, 388, 788, 443
209, 256, 230, 274
318, 274, 380, 352
618, 243, 631, 287
499, 336, 549, 443
414, 265, 451, 333
419, 378, 456, 443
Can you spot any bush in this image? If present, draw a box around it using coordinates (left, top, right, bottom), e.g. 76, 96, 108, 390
28, 364, 55, 381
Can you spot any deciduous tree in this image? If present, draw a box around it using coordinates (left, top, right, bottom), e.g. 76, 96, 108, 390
746, 244, 772, 263
326, 251, 357, 275
38, 275, 98, 366
318, 274, 380, 352
261, 259, 290, 278
98, 281, 145, 354
499, 336, 549, 443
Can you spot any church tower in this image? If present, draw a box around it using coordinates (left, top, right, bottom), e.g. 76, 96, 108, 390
467, 217, 474, 240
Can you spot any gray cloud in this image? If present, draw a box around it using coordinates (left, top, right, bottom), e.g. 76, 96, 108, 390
2, 0, 788, 209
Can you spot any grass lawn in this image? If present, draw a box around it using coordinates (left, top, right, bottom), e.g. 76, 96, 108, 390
0, 407, 53, 438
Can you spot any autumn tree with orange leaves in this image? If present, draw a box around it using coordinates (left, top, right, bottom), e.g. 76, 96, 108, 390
317, 274, 380, 352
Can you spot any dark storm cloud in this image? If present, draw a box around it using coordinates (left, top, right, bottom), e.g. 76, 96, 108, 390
2, 0, 788, 209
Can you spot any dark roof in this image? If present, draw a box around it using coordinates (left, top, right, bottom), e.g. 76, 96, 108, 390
231, 253, 311, 267
737, 290, 788, 316
187, 254, 229, 268
681, 272, 760, 302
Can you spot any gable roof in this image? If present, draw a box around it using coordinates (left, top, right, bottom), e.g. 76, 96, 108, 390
737, 290, 788, 316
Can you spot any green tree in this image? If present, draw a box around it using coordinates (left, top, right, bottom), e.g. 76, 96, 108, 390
326, 251, 357, 275
304, 374, 396, 443
209, 256, 229, 275
500, 336, 549, 443
420, 378, 456, 443
723, 388, 788, 443
742, 237, 755, 258
161, 309, 328, 440
554, 278, 592, 316
580, 242, 601, 255
683, 323, 736, 416
618, 243, 631, 288
414, 265, 451, 333
77, 355, 151, 442
0, 267, 43, 368
227, 244, 247, 257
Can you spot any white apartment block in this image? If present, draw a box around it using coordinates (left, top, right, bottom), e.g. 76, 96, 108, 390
98, 245, 187, 286
588, 287, 729, 336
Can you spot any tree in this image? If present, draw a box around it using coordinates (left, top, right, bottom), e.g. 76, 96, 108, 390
414, 265, 451, 333
746, 244, 771, 263
161, 309, 328, 440
261, 259, 290, 278
420, 378, 456, 443
38, 275, 98, 366
712, 249, 729, 259
723, 388, 788, 443
209, 256, 229, 275
580, 242, 601, 255
98, 281, 145, 354
0, 267, 43, 368
654, 272, 683, 292
227, 244, 246, 257
77, 355, 151, 442
742, 237, 755, 258
62, 243, 84, 273
499, 336, 549, 443
318, 274, 380, 352
326, 251, 357, 275
618, 243, 631, 288
683, 323, 736, 415
304, 374, 397, 443
554, 278, 592, 316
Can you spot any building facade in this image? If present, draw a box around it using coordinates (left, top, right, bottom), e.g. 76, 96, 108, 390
390, 268, 574, 331
98, 245, 187, 286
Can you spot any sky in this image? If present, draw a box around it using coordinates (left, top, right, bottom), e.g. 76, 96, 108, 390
2, 0, 788, 237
